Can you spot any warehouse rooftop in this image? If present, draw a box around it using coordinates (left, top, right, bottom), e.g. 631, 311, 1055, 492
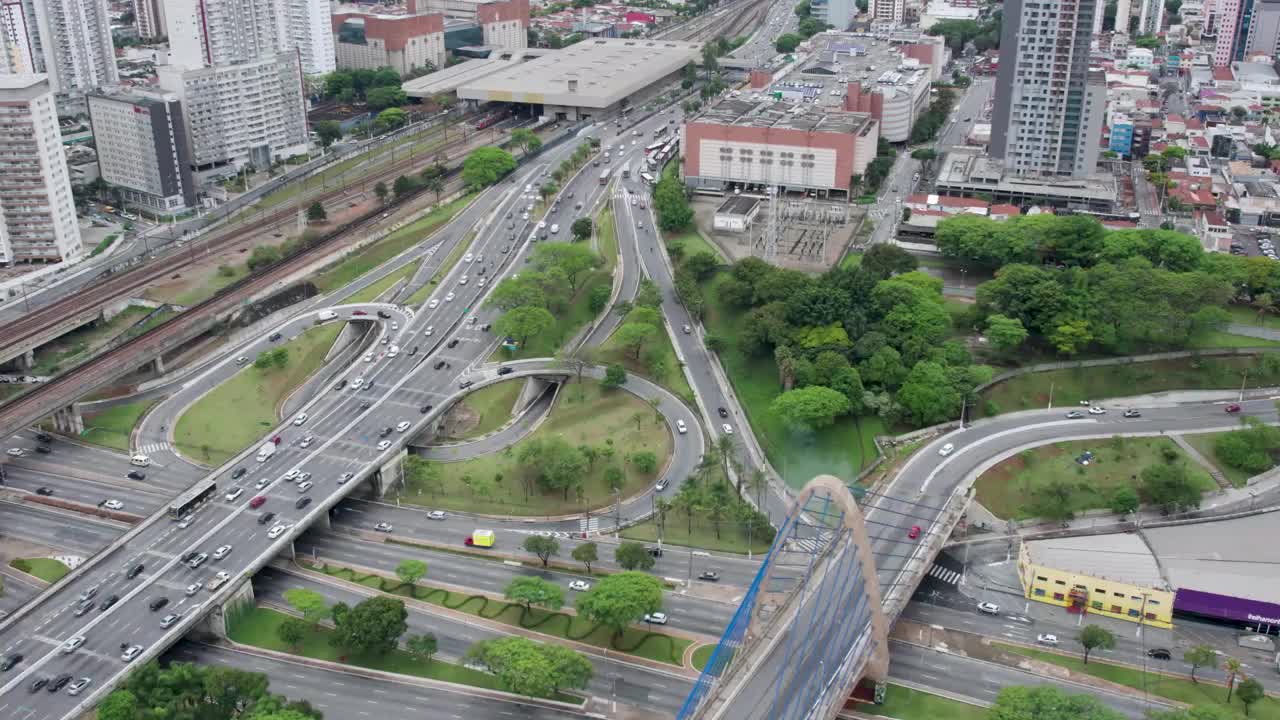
695, 97, 876, 136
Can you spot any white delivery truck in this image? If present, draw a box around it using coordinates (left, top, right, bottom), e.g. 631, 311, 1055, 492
256, 442, 276, 463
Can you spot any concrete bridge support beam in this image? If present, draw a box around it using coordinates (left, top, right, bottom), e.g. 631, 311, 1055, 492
514, 376, 555, 414
151, 355, 166, 376
15, 350, 34, 371
52, 405, 84, 435
197, 577, 256, 640
371, 448, 406, 498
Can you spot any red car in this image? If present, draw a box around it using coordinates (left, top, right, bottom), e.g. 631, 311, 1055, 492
249, 495, 266, 509
272, 435, 282, 445
352, 310, 368, 316
1225, 404, 1242, 413
908, 525, 921, 539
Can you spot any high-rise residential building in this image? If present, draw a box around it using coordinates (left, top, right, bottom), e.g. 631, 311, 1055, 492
166, 0, 282, 68
811, 0, 858, 29
1137, 0, 1166, 33
0, 75, 82, 264
0, 0, 38, 75
87, 91, 197, 214
478, 0, 529, 49
134, 0, 166, 39
872, 0, 905, 24
28, 0, 117, 95
1114, 0, 1134, 32
1215, 0, 1257, 64
1246, 0, 1280, 56
157, 53, 308, 172
332, 6, 447, 74
991, 0, 1106, 177
283, 0, 336, 74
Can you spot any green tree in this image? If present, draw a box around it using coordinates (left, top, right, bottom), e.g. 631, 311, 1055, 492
654, 171, 693, 231
462, 146, 517, 189
313, 120, 342, 148
406, 633, 438, 663
374, 180, 389, 204
97, 689, 139, 720
987, 685, 1125, 720
985, 314, 1029, 354
494, 305, 555, 347
602, 363, 627, 388
504, 576, 564, 613
283, 588, 329, 628
511, 128, 543, 156
629, 450, 658, 474
330, 596, 408, 658
247, 244, 282, 271
1225, 657, 1243, 702
615, 322, 657, 360
276, 618, 307, 651
575, 571, 663, 639
366, 85, 407, 111
467, 637, 592, 697
861, 243, 918, 279
1140, 462, 1202, 513
372, 107, 407, 134
306, 201, 327, 223
532, 243, 601, 292
588, 283, 611, 314
395, 559, 427, 587
1109, 486, 1139, 516
775, 33, 802, 52
571, 541, 598, 573
1078, 624, 1115, 664
572, 216, 593, 241
896, 361, 962, 427
614, 541, 655, 571
1237, 677, 1265, 715
770, 385, 853, 431
1184, 644, 1218, 683
393, 174, 418, 199
422, 174, 446, 204
522, 535, 561, 567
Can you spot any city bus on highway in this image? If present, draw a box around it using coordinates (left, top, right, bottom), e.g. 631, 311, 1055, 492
653, 125, 669, 138
640, 172, 656, 186
169, 479, 217, 519
622, 162, 631, 179
598, 166, 611, 185
644, 140, 664, 154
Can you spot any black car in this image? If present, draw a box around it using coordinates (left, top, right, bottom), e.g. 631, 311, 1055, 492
497, 367, 513, 376
126, 563, 145, 579
268, 332, 283, 342
35, 432, 52, 443
1, 654, 22, 671
409, 346, 418, 356
334, 379, 347, 391
127, 471, 145, 481
447, 339, 459, 349
149, 597, 169, 612
420, 404, 433, 414
99, 595, 120, 611
434, 360, 447, 370
258, 511, 277, 525
478, 267, 486, 276
646, 546, 663, 558
231, 467, 247, 479
717, 407, 729, 418
377, 310, 392, 319
481, 324, 491, 332
1147, 648, 1172, 660
459, 380, 473, 390
48, 674, 72, 692
360, 401, 372, 410
29, 677, 47, 693
295, 496, 312, 510
379, 427, 393, 438
698, 571, 721, 582
181, 551, 201, 563
35, 487, 52, 496
35, 445, 51, 454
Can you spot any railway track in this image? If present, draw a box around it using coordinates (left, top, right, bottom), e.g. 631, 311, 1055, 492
0, 112, 486, 361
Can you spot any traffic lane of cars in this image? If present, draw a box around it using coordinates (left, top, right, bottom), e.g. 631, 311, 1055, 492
0, 464, 169, 513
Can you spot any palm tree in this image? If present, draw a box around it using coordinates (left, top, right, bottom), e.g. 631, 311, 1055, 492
1225, 657, 1243, 702
716, 434, 737, 489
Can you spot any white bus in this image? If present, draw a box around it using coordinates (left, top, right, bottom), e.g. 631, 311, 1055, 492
645, 140, 665, 154
640, 172, 656, 185
622, 162, 631, 179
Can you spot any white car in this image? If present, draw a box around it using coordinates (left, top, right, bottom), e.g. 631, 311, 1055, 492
224, 488, 244, 502
445, 292, 455, 303
185, 582, 203, 596
977, 601, 1000, 615
643, 612, 668, 625
235, 356, 249, 366
396, 421, 411, 432
1037, 633, 1060, 646
284, 469, 301, 481
429, 299, 440, 309
479, 277, 487, 287
676, 419, 687, 434
61, 636, 86, 654
374, 522, 393, 532
391, 322, 399, 331
1088, 405, 1107, 415
938, 443, 955, 456
338, 472, 354, 485
103, 499, 124, 510
212, 544, 232, 560
377, 440, 392, 450
425, 326, 434, 336
363, 354, 374, 363
427, 510, 447, 520
351, 377, 365, 389
569, 580, 591, 592
160, 613, 182, 629
293, 412, 308, 426
121, 645, 144, 662
722, 424, 734, 435
6, 448, 23, 457
297, 481, 313, 493
299, 435, 314, 449
460, 276, 469, 285
464, 253, 474, 263
255, 477, 270, 489
268, 524, 290, 539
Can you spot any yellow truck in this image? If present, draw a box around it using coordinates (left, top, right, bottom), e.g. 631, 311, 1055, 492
466, 529, 495, 548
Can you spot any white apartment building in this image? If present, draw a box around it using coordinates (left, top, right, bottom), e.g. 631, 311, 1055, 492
872, 0, 905, 24
157, 53, 308, 173
87, 91, 197, 213
0, 75, 81, 264
29, 0, 118, 95
282, 0, 336, 74
811, 0, 858, 30
0, 0, 38, 75
134, 0, 166, 39
166, 0, 282, 68
332, 7, 447, 74
478, 0, 528, 48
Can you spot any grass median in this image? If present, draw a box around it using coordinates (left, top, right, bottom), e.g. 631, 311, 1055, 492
597, 323, 695, 406
998, 643, 1279, 720
10, 558, 70, 583
173, 323, 342, 465
304, 561, 692, 666
345, 260, 420, 305
873, 684, 988, 720
80, 398, 160, 452
445, 381, 521, 441
1182, 431, 1258, 487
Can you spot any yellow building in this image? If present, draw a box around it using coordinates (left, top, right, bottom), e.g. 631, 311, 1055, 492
1017, 537, 1174, 629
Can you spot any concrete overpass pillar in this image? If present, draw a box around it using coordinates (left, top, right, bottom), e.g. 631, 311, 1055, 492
514, 376, 555, 414
372, 448, 405, 498
15, 350, 34, 371
52, 405, 84, 435
151, 355, 166, 376
197, 578, 256, 640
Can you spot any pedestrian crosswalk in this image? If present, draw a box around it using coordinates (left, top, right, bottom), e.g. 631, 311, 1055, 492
579, 516, 599, 534
136, 442, 171, 455
928, 564, 963, 586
